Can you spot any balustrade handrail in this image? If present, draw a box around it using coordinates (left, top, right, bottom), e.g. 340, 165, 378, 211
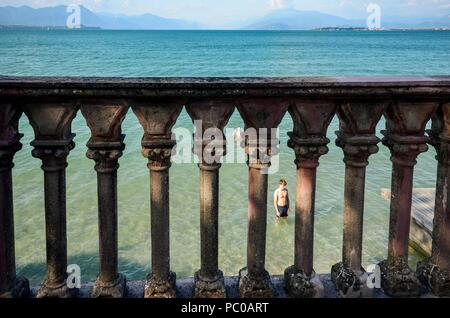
0, 76, 450, 299
1, 76, 450, 99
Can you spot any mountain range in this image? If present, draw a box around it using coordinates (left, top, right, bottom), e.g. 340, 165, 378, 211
0, 5, 201, 29
0, 5, 449, 30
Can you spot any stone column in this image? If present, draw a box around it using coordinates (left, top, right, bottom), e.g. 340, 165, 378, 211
132, 100, 182, 298
24, 102, 78, 298
237, 98, 288, 298
417, 102, 450, 297
284, 101, 336, 298
330, 102, 386, 298
0, 104, 30, 298
81, 102, 129, 298
379, 101, 437, 297
186, 100, 234, 298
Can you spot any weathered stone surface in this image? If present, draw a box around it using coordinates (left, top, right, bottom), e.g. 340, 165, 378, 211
1, 76, 449, 100
379, 258, 421, 298
24, 102, 78, 299
416, 102, 450, 297
417, 258, 450, 297
36, 278, 79, 299
0, 103, 29, 299
331, 102, 386, 298
133, 101, 183, 299
186, 100, 234, 299
27, 274, 399, 298
91, 273, 126, 298
380, 101, 437, 298
284, 266, 324, 298
144, 271, 176, 299
331, 262, 373, 298
1, 77, 449, 300
236, 99, 288, 299
285, 101, 334, 298
238, 268, 274, 299
0, 276, 29, 299
194, 270, 226, 298
81, 102, 128, 298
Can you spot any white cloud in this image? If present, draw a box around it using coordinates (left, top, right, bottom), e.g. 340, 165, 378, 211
339, 0, 353, 7
268, 0, 294, 10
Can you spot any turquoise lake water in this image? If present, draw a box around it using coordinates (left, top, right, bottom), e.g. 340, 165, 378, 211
0, 29, 449, 285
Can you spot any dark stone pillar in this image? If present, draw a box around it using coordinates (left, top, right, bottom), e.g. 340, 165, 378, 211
186, 100, 234, 298
417, 102, 450, 296
0, 104, 29, 298
379, 101, 437, 297
237, 98, 288, 298
24, 102, 78, 298
133, 101, 182, 298
284, 101, 336, 298
330, 102, 386, 298
81, 102, 129, 298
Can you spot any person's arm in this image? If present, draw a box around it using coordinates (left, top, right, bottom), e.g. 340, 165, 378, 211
273, 190, 279, 216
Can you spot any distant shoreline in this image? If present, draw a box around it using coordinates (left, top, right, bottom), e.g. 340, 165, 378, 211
313, 26, 450, 31
1, 25, 450, 31
0, 25, 101, 30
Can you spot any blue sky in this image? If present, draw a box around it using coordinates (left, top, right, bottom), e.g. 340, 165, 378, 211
1, 0, 449, 26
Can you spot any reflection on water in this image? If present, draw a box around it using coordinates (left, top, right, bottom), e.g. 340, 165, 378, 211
13, 110, 434, 285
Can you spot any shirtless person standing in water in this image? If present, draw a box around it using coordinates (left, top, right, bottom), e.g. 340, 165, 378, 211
274, 179, 290, 218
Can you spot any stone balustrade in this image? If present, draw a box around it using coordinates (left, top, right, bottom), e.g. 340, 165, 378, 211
0, 76, 449, 298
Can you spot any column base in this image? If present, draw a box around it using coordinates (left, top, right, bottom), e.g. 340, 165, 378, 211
417, 258, 450, 297
144, 271, 176, 298
379, 259, 421, 297
284, 266, 324, 298
91, 273, 127, 298
194, 270, 226, 298
331, 262, 373, 298
238, 267, 274, 298
0, 276, 30, 298
36, 279, 78, 298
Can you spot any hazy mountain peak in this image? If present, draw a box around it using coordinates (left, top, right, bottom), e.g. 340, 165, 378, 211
0, 5, 202, 29
244, 8, 359, 30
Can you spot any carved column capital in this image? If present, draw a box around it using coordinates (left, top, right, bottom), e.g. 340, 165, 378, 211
288, 100, 336, 169
288, 135, 329, 169
237, 98, 289, 171
336, 101, 387, 168
244, 135, 276, 170
382, 133, 429, 167
0, 104, 23, 170
81, 102, 129, 173
0, 140, 22, 171
24, 102, 78, 169
336, 134, 380, 168
142, 139, 176, 171
382, 101, 438, 167
132, 100, 182, 172
31, 139, 75, 171
86, 139, 125, 173
193, 135, 227, 171
428, 103, 450, 165
186, 100, 235, 172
